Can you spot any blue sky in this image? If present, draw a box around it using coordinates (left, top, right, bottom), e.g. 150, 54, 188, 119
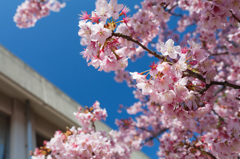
0, 1, 188, 158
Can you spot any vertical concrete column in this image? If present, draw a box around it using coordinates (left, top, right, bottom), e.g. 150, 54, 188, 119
31, 112, 37, 150
9, 99, 27, 159
26, 100, 33, 159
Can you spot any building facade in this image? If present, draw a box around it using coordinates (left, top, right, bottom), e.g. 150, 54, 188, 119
0, 45, 149, 159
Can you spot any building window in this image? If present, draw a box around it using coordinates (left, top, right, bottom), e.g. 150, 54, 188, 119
0, 112, 10, 159
36, 133, 49, 148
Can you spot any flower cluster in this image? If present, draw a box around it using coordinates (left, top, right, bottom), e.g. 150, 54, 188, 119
32, 127, 115, 159
31, 101, 137, 159
74, 101, 107, 132
78, 0, 132, 72
202, 117, 240, 158
130, 39, 216, 121
16, 0, 240, 158
14, 0, 65, 28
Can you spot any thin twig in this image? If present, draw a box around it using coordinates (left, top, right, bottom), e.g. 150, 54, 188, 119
112, 32, 170, 62
166, 3, 178, 12
225, 37, 238, 48
163, 3, 170, 10
166, 3, 183, 17
140, 128, 168, 146
210, 52, 229, 56
112, 32, 240, 93
213, 86, 226, 97
210, 52, 240, 56
212, 109, 226, 124
202, 150, 217, 159
230, 10, 240, 23
170, 13, 183, 17
91, 120, 96, 131
133, 125, 161, 143
199, 80, 240, 94
184, 143, 217, 159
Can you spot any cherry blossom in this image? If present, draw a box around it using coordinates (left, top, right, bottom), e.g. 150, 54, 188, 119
108, 0, 123, 20
15, 0, 240, 158
90, 22, 112, 44
14, 0, 65, 28
160, 39, 181, 59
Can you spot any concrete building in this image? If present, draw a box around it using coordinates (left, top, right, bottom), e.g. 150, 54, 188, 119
0, 45, 149, 159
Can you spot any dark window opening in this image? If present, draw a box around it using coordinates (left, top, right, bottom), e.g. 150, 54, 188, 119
36, 133, 50, 148
0, 112, 10, 159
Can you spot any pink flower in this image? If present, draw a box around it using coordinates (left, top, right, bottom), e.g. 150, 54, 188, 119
14, 0, 65, 28
91, 11, 100, 23
205, 70, 216, 84
157, 62, 171, 75
79, 11, 90, 20
187, 39, 202, 51
162, 104, 175, 116
152, 4, 164, 15
231, 139, 240, 152
95, 0, 110, 22
195, 103, 212, 117
127, 102, 142, 115
192, 48, 207, 61
155, 75, 173, 92
120, 6, 130, 16
160, 90, 176, 104
174, 77, 189, 101
172, 55, 187, 78
149, 61, 158, 76
122, 16, 130, 24
181, 47, 189, 54
108, 0, 123, 20
94, 108, 107, 121
116, 57, 128, 69
209, 16, 221, 29
200, 58, 213, 72
90, 22, 112, 44
136, 80, 154, 95
211, 4, 224, 16
85, 41, 99, 56
78, 20, 93, 42
130, 72, 145, 82
45, 0, 66, 12
160, 39, 181, 59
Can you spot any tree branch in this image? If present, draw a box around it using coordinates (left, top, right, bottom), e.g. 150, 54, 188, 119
230, 10, 240, 23
163, 3, 170, 10
132, 125, 163, 143
210, 52, 240, 56
170, 12, 183, 17
212, 109, 226, 124
112, 32, 240, 92
184, 143, 217, 159
213, 86, 226, 97
140, 128, 168, 146
166, 3, 178, 12
112, 32, 170, 62
210, 52, 229, 56
202, 151, 217, 159
165, 3, 183, 17
199, 80, 240, 94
